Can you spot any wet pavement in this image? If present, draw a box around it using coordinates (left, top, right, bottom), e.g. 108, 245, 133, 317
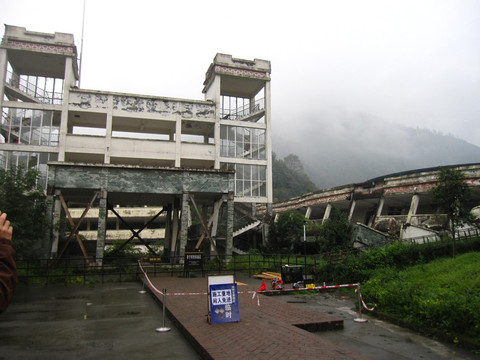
0, 277, 478, 359
0, 283, 200, 360
273, 292, 478, 360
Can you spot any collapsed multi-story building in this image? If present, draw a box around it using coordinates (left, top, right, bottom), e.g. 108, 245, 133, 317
272, 164, 480, 246
0, 25, 272, 263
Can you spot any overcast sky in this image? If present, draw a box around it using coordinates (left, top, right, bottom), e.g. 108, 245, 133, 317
2, 0, 480, 147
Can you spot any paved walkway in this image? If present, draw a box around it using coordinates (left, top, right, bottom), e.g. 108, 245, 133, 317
144, 273, 370, 360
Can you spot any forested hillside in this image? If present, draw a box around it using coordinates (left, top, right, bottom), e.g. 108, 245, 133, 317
272, 153, 317, 202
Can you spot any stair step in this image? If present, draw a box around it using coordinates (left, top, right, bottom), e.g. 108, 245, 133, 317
233, 220, 261, 238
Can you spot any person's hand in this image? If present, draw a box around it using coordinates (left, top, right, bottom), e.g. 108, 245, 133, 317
0, 212, 13, 241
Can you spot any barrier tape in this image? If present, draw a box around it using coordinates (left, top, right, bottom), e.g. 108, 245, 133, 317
138, 261, 362, 300
137, 260, 165, 296
355, 287, 377, 311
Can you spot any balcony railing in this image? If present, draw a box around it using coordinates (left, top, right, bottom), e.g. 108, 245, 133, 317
6, 71, 63, 104
220, 98, 264, 120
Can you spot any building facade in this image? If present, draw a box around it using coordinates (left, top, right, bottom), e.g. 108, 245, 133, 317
0, 25, 272, 262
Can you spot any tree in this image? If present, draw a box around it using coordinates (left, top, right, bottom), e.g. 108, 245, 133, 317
431, 167, 473, 258
284, 154, 304, 173
268, 210, 306, 253
317, 206, 353, 253
272, 153, 317, 202
0, 165, 47, 259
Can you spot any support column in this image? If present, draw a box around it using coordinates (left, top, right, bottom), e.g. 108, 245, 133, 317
370, 196, 385, 227
406, 194, 420, 224
175, 119, 182, 167
322, 203, 332, 224
42, 193, 55, 259
170, 199, 180, 261
96, 190, 108, 264
263, 202, 273, 246
211, 201, 220, 256
225, 191, 234, 260
348, 199, 356, 223
206, 74, 221, 170
265, 80, 273, 204
0, 47, 8, 108
305, 206, 312, 219
50, 190, 62, 259
179, 193, 189, 259
376, 196, 385, 217
104, 95, 113, 164
164, 205, 172, 258
57, 57, 76, 161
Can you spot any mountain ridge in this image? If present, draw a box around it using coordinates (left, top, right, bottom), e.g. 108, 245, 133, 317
273, 115, 480, 190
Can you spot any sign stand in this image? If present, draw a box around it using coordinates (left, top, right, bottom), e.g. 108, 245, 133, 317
207, 275, 240, 324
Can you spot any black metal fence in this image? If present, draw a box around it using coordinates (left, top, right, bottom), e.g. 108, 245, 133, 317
16, 234, 480, 285
15, 253, 341, 285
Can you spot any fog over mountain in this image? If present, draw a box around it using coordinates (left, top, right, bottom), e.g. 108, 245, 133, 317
273, 110, 480, 190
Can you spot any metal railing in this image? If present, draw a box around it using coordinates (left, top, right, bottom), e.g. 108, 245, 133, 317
15, 253, 335, 285
6, 71, 63, 104
16, 233, 480, 285
220, 98, 264, 120
404, 227, 480, 244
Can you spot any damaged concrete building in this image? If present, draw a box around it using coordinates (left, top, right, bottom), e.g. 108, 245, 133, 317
272, 164, 480, 247
0, 25, 272, 263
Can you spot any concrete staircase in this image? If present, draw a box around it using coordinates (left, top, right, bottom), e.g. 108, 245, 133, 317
233, 220, 261, 238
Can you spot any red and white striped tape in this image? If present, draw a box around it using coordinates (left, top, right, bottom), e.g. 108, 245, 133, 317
355, 286, 377, 311
138, 261, 362, 297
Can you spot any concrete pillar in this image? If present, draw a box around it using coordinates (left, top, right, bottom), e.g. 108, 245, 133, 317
95, 190, 108, 264
406, 194, 420, 224
164, 205, 172, 257
369, 196, 385, 227
0, 47, 7, 108
104, 95, 113, 164
263, 202, 273, 245
376, 196, 385, 217
50, 190, 62, 259
206, 74, 221, 170
265, 80, 273, 204
225, 191, 234, 259
170, 199, 180, 261
211, 201, 220, 255
305, 206, 312, 219
322, 203, 332, 224
42, 193, 55, 258
179, 193, 189, 259
348, 199, 356, 222
57, 57, 76, 161
175, 119, 182, 167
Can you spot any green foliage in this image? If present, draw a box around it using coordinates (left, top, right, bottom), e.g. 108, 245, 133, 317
0, 165, 47, 259
431, 167, 474, 257
268, 210, 306, 253
317, 206, 353, 252
272, 153, 317, 202
104, 241, 143, 258
363, 252, 480, 342
313, 236, 480, 284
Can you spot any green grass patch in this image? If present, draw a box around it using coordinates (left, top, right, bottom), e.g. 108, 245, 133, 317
362, 252, 480, 344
